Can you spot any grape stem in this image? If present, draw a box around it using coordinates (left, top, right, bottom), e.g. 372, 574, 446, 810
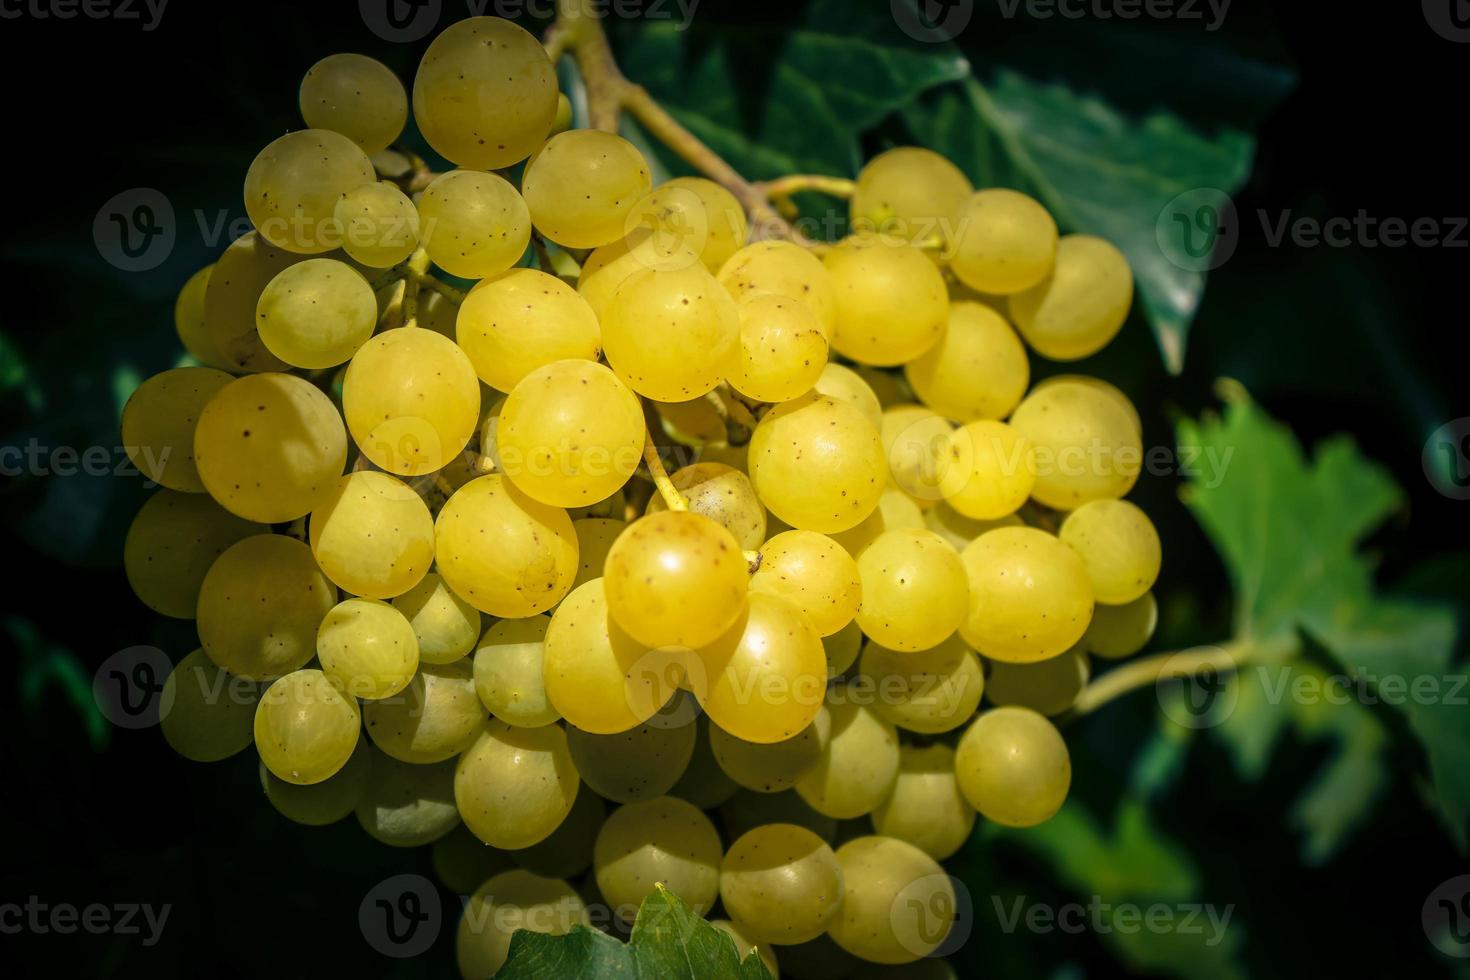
704, 387, 755, 446
758, 174, 857, 203
398, 248, 433, 328
744, 550, 763, 573
643, 430, 688, 512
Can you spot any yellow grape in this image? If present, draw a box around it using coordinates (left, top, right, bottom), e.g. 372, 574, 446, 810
364, 658, 485, 764
255, 258, 376, 369
645, 462, 768, 551
254, 668, 361, 785
244, 129, 375, 254
498, 360, 644, 507
566, 709, 698, 803
961, 527, 1093, 663
710, 921, 781, 980
333, 181, 420, 268
726, 293, 828, 404
455, 718, 580, 849
670, 717, 741, 810
924, 502, 1023, 553
198, 534, 336, 680
854, 529, 967, 652
854, 365, 908, 409
571, 518, 625, 591
412, 16, 557, 169
202, 231, 298, 372
821, 620, 864, 678
549, 92, 573, 136
823, 236, 947, 366
604, 511, 749, 651
749, 529, 861, 636
125, 490, 263, 619
577, 228, 700, 321
871, 744, 975, 861
473, 616, 560, 728
161, 649, 260, 763
881, 404, 953, 505
720, 824, 843, 944
508, 786, 605, 879
1030, 373, 1142, 437
391, 572, 483, 665
260, 737, 371, 826
1009, 235, 1133, 360
1009, 378, 1142, 509
299, 53, 406, 155
456, 268, 601, 393
794, 694, 900, 819
309, 470, 434, 599
859, 634, 984, 734
343, 326, 480, 476
602, 263, 739, 401
354, 748, 461, 847
955, 706, 1071, 827
938, 420, 1036, 520
435, 474, 578, 617
948, 188, 1058, 295
1084, 591, 1157, 659
904, 301, 1029, 422
831, 487, 927, 557
624, 176, 749, 273
122, 366, 234, 493
747, 393, 885, 534
709, 717, 821, 792
174, 264, 226, 368
985, 642, 1090, 716
456, 870, 588, 980
814, 362, 883, 430
850, 146, 973, 244
522, 129, 653, 248
829, 836, 954, 964
593, 796, 723, 923
417, 170, 531, 279
1059, 498, 1162, 604
719, 241, 837, 339
316, 597, 419, 700
720, 789, 837, 843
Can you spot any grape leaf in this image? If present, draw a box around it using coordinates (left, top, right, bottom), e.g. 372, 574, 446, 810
495, 885, 772, 980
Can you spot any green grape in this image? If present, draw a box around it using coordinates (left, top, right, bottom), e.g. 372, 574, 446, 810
924, 501, 1023, 553
1008, 234, 1133, 360
457, 268, 601, 392
773, 935, 860, 980
436, 474, 579, 616
823, 237, 947, 367
254, 668, 361, 785
872, 744, 975, 861
260, 736, 371, 826
497, 360, 644, 507
198, 534, 336, 680
905, 301, 1029, 422
1059, 498, 1162, 604
1008, 379, 1142, 510
727, 292, 828, 404
695, 592, 827, 744
566, 710, 697, 803
299, 53, 406, 155
881, 404, 952, 505
795, 696, 899, 819
955, 706, 1070, 827
508, 785, 605, 879
455, 718, 580, 849
854, 366, 907, 409
960, 527, 1093, 663
937, 420, 1036, 520
815, 363, 884, 430
602, 263, 739, 401
604, 511, 749, 651
550, 92, 573, 136
669, 716, 740, 809
645, 462, 768, 551
720, 789, 837, 843
344, 326, 481, 476
433, 824, 516, 895
1084, 591, 1157, 659
201, 232, 296, 372
747, 393, 885, 535
412, 16, 557, 169
417, 284, 459, 338
709, 717, 821, 793
821, 620, 864, 678
174, 264, 226, 367
194, 373, 348, 523
333, 181, 419, 268
309, 471, 434, 599
473, 616, 559, 728
522, 129, 653, 248
417, 169, 532, 279
391, 572, 483, 665
571, 518, 626, 592
1030, 373, 1142, 437
316, 598, 420, 700
577, 228, 701, 321
255, 258, 376, 369
749, 530, 861, 637
850, 147, 973, 244
243, 129, 375, 254
854, 529, 967, 653
161, 649, 260, 762
625, 176, 749, 273
593, 796, 723, 923
720, 823, 843, 944
985, 642, 1090, 716
831, 487, 927, 557
829, 836, 954, 964
948, 188, 1058, 295
355, 748, 461, 846
364, 658, 485, 763
711, 920, 781, 980
456, 870, 588, 980
122, 366, 233, 493
718, 241, 837, 339
859, 634, 984, 734
125, 490, 263, 619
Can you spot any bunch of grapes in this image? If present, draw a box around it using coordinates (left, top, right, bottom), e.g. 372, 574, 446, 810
124, 15, 1162, 977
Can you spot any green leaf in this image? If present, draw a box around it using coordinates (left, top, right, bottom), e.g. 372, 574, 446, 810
496, 886, 773, 980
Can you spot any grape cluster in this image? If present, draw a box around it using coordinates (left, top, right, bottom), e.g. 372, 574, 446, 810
130, 15, 1164, 977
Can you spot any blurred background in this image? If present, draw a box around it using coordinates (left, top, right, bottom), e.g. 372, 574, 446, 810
1, 1, 1467, 977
